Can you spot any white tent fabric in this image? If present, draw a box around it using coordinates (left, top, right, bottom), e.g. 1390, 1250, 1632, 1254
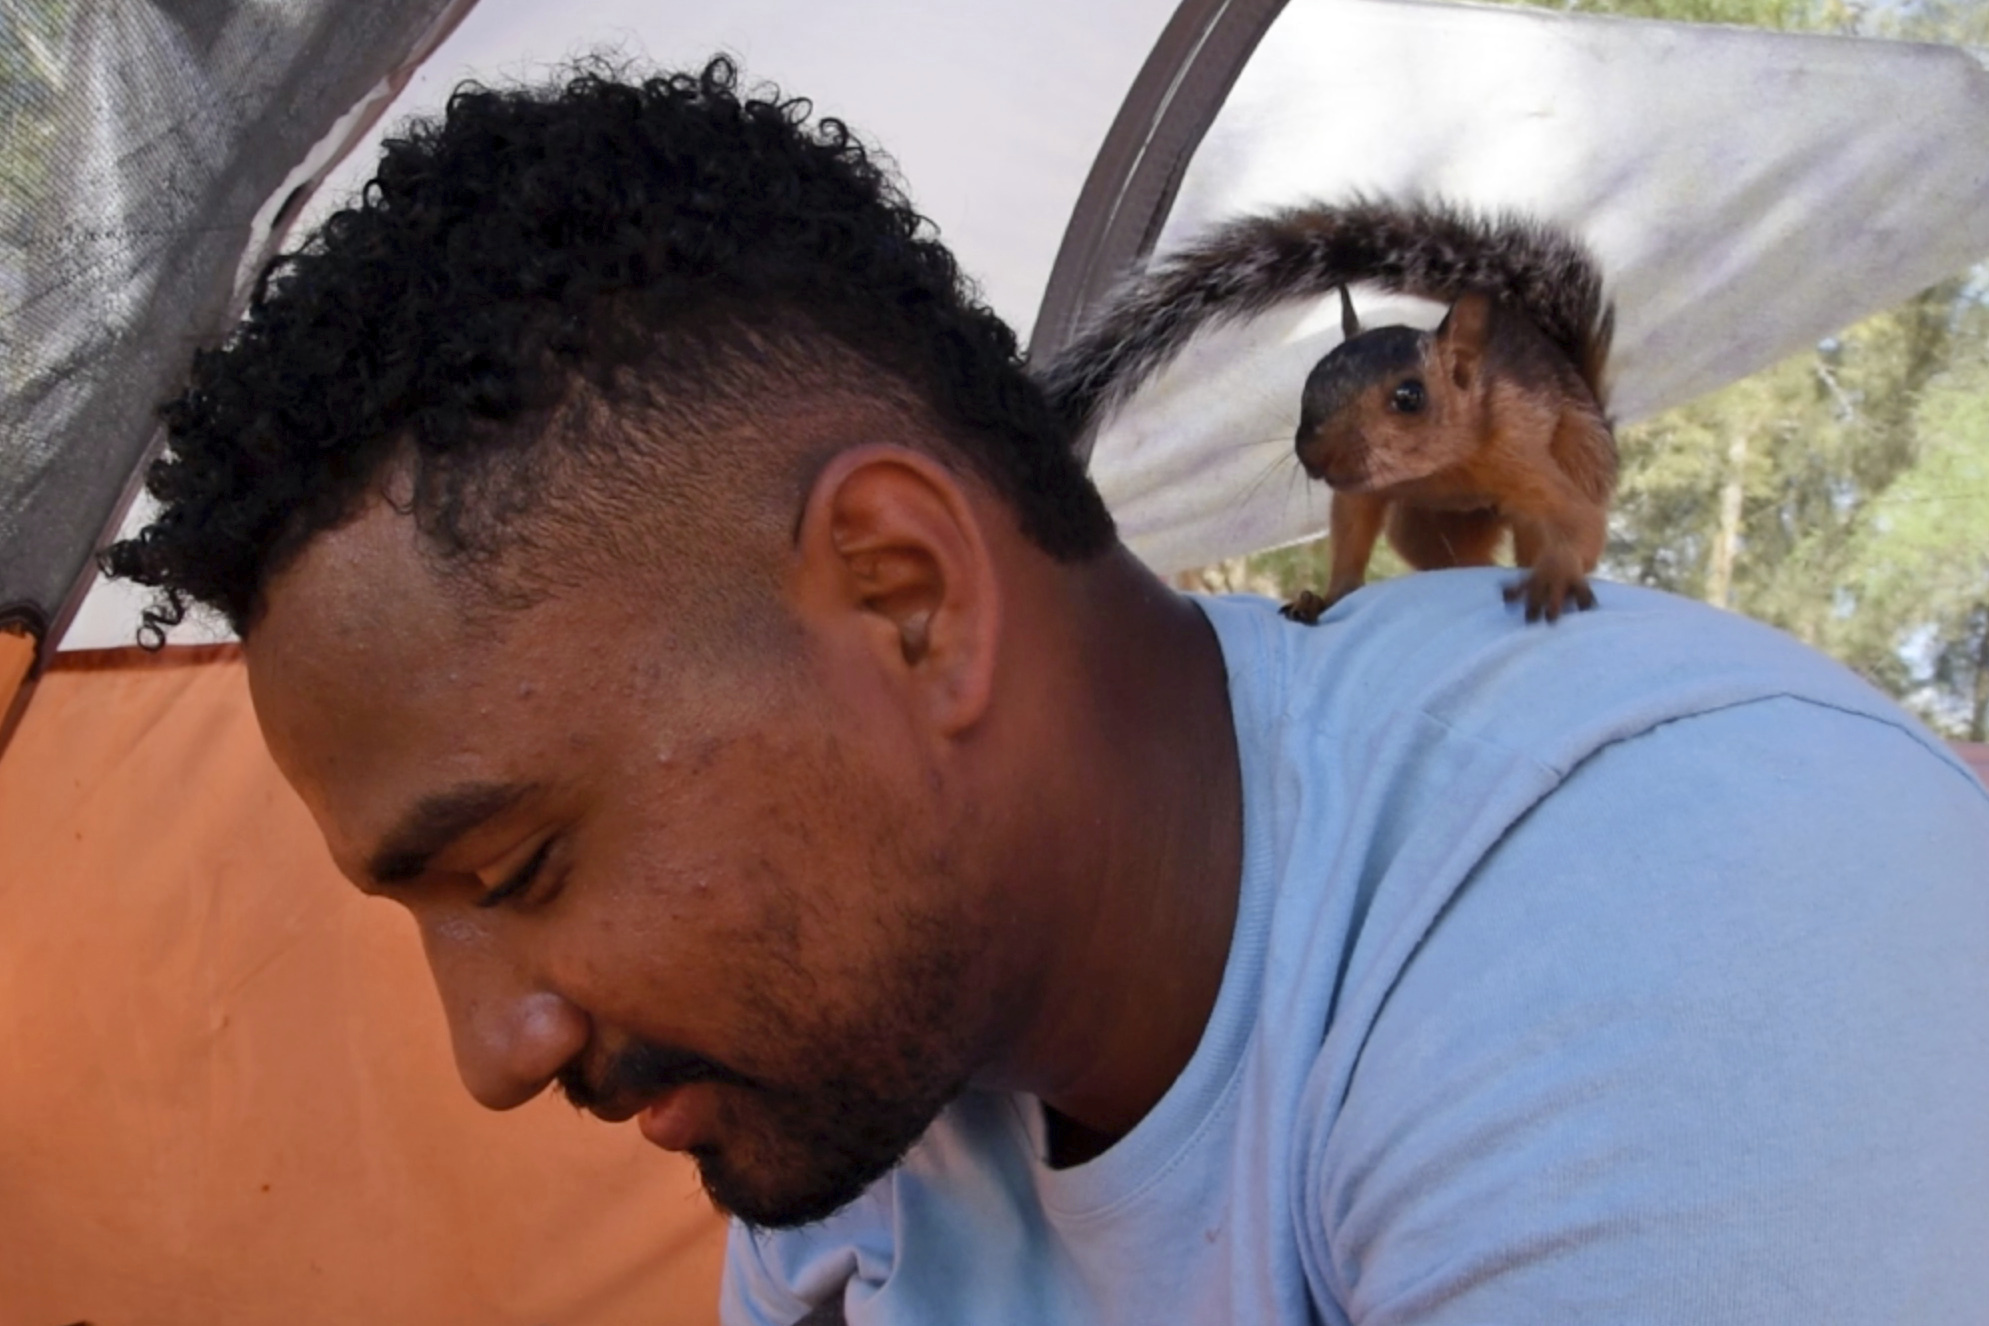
1084, 0, 1989, 573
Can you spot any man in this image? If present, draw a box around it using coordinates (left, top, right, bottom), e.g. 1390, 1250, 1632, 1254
106, 60, 1988, 1324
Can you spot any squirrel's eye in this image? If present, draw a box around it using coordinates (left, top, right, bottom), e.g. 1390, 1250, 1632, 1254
1391, 380, 1427, 413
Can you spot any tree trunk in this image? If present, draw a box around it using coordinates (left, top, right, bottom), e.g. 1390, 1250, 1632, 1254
1971, 608, 1989, 744
1706, 430, 1749, 609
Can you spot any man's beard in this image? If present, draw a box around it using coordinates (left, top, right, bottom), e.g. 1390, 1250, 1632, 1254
694, 1060, 970, 1228
560, 734, 998, 1229
558, 919, 983, 1229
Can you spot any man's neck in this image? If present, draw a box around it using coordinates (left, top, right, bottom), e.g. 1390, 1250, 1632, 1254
987, 549, 1244, 1152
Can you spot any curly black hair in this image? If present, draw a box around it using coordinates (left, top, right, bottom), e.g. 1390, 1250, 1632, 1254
101, 57, 1115, 645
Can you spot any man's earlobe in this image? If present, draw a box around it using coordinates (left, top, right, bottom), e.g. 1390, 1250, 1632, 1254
791, 446, 1000, 735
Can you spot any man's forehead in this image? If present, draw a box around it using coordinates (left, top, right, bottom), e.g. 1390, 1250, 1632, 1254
243, 499, 508, 856
241, 493, 700, 867
253, 494, 461, 655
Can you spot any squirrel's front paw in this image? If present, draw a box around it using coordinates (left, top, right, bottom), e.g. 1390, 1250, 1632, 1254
1282, 574, 1367, 625
1502, 567, 1597, 623
1281, 590, 1331, 625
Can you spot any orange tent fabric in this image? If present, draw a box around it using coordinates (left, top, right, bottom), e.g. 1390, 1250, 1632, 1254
0, 648, 727, 1324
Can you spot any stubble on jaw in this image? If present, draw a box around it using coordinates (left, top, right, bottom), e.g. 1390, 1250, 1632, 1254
696, 892, 994, 1229
607, 732, 1002, 1230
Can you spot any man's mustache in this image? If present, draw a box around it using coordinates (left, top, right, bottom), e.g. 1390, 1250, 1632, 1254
557, 1038, 758, 1113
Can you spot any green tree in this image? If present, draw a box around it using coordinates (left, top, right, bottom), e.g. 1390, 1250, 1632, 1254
1, 0, 76, 393
1824, 355, 1989, 738
0, 0, 71, 234
1725, 280, 1971, 633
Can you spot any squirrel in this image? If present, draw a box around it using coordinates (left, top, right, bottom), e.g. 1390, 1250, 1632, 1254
1036, 197, 1618, 623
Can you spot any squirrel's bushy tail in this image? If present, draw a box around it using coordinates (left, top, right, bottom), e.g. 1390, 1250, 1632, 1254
1035, 197, 1613, 436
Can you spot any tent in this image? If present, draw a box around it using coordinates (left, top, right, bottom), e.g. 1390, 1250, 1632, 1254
2, 0, 1985, 1320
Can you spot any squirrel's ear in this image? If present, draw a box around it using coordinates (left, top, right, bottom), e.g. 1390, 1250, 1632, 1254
1338, 285, 1361, 341
1435, 292, 1493, 391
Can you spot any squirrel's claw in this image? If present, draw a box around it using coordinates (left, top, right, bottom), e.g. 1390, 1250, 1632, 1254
1281, 589, 1332, 625
1284, 576, 1368, 624
1503, 569, 1597, 623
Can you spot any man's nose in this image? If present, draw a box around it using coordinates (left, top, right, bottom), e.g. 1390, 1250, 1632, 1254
419, 921, 589, 1111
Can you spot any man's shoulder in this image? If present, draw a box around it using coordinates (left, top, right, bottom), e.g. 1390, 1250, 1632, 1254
1249, 579, 1989, 1318
1196, 569, 1952, 782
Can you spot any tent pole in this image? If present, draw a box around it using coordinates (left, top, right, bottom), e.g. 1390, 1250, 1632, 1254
1028, 0, 1289, 410
0, 626, 40, 759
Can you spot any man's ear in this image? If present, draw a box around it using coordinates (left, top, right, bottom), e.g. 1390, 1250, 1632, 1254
790, 445, 1000, 737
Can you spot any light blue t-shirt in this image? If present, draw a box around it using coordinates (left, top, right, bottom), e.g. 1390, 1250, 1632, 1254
724, 571, 1989, 1325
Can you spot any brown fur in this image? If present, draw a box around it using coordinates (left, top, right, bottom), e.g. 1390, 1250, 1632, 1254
1285, 290, 1617, 624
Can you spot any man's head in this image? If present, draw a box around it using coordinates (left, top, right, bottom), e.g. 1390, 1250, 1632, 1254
104, 56, 1112, 643
104, 59, 1119, 1227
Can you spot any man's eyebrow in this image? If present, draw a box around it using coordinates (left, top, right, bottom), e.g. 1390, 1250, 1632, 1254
365, 782, 539, 886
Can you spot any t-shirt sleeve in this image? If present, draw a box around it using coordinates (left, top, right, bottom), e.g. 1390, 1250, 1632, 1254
1303, 696, 1989, 1323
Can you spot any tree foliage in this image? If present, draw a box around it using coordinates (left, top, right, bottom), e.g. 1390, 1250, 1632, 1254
1, 0, 75, 392
0, 0, 70, 230
1826, 353, 1989, 738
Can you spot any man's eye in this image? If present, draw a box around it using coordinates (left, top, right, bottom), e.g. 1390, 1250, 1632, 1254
477, 840, 553, 909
